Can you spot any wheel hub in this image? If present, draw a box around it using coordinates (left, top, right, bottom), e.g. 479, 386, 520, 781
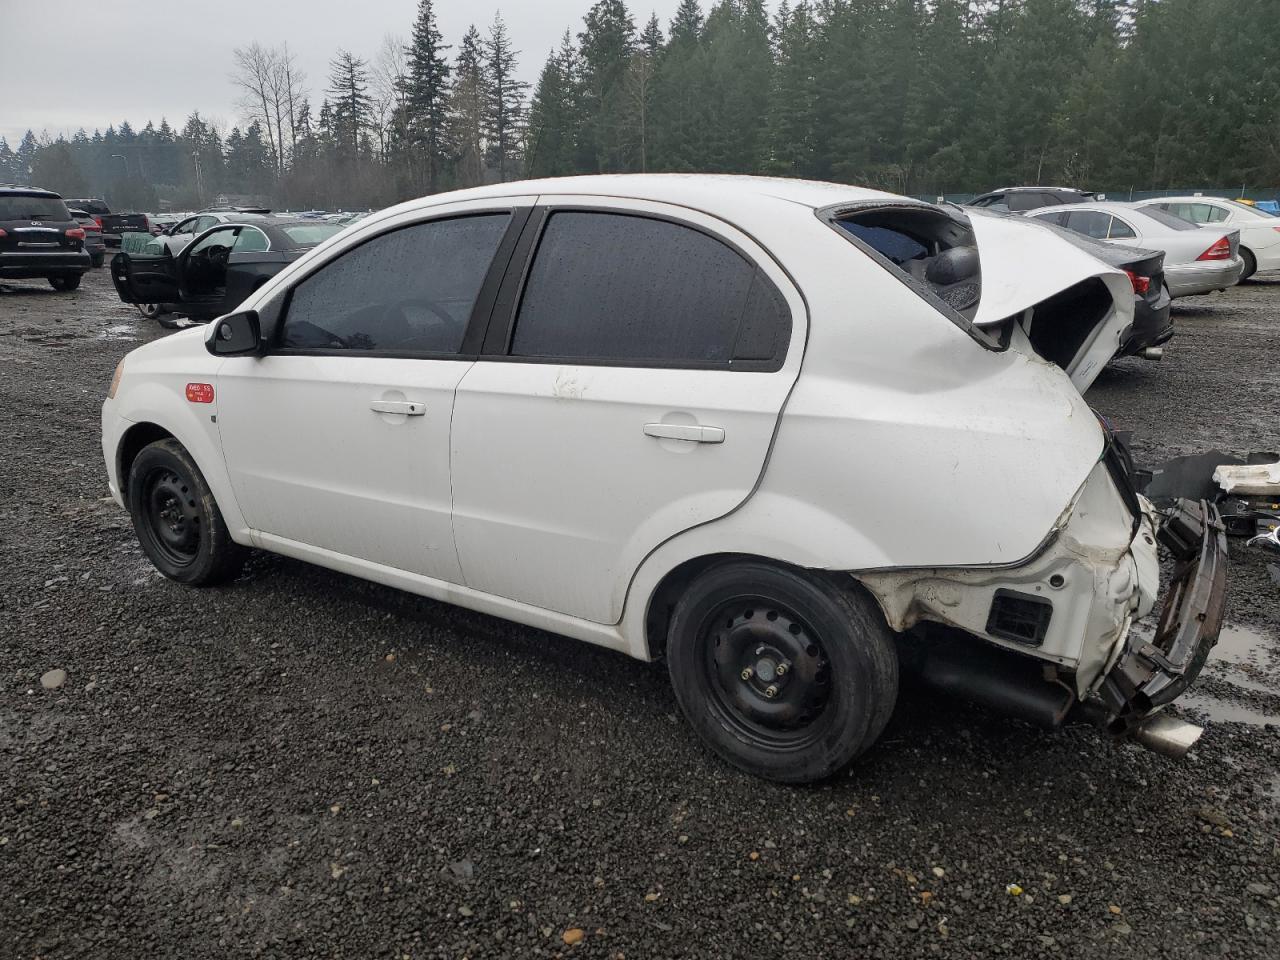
145, 469, 201, 563
708, 604, 831, 738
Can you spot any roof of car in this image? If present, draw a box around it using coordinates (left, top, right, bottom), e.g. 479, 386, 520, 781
0, 185, 61, 197
982, 186, 1090, 194
1135, 195, 1231, 204
393, 175, 901, 215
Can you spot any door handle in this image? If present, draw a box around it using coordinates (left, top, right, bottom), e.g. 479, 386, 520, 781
370, 400, 426, 416
643, 423, 725, 444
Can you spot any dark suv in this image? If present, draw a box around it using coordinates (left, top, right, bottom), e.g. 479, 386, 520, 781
0, 185, 91, 290
967, 186, 1098, 212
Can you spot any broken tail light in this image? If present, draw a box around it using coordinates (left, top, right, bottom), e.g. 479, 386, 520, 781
1197, 236, 1232, 261
1124, 270, 1151, 295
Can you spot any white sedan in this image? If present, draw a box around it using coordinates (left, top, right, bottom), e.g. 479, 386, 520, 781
1024, 200, 1244, 297
1133, 195, 1280, 280
101, 175, 1226, 782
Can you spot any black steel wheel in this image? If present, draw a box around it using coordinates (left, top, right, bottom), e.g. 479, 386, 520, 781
667, 561, 898, 783
126, 438, 246, 585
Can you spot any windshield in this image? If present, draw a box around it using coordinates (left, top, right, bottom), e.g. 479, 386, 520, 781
1226, 199, 1270, 219
0, 195, 72, 220
282, 223, 343, 246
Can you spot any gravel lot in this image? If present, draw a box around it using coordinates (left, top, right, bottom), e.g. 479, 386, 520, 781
2, 268, 1278, 959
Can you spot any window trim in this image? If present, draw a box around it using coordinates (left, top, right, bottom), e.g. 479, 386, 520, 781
1106, 214, 1137, 240
477, 204, 792, 373
264, 206, 531, 361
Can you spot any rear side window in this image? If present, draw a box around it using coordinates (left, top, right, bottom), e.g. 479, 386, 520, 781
280, 214, 509, 354
510, 212, 786, 368
1064, 210, 1113, 240
1141, 207, 1198, 231
1006, 193, 1049, 211
0, 195, 71, 220
1107, 216, 1136, 240
1030, 210, 1068, 227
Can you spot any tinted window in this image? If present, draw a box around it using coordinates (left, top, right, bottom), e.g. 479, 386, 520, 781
1064, 210, 1113, 239
511, 212, 761, 366
281, 214, 509, 354
1107, 216, 1136, 240
1031, 210, 1068, 226
1165, 202, 1224, 225
0, 195, 71, 220
1005, 193, 1048, 211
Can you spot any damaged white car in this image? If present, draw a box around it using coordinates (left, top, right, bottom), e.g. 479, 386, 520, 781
101, 175, 1228, 782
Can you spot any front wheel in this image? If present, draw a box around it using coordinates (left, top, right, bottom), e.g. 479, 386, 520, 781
667, 561, 898, 783
49, 274, 81, 291
137, 303, 169, 319
126, 438, 246, 585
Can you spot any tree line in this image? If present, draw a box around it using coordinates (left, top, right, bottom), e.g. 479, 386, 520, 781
2, 0, 1277, 213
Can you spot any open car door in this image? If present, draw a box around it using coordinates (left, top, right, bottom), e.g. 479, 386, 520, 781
109, 249, 180, 305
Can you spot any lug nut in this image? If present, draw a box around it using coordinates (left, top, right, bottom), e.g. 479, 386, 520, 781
765, 684, 779, 699
740, 667, 753, 681
776, 661, 789, 677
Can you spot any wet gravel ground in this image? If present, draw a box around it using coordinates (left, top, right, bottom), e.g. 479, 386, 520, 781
2, 269, 1279, 959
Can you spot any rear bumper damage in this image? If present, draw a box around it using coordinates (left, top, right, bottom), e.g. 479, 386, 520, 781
1091, 499, 1229, 748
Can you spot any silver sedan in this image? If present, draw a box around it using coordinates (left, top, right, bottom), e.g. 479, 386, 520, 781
1024, 201, 1243, 298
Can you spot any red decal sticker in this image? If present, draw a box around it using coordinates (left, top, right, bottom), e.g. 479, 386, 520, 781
185, 382, 215, 404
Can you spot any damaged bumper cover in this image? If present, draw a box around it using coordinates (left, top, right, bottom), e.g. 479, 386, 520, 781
1093, 499, 1229, 734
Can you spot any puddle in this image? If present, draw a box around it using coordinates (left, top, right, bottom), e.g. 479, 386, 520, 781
97, 323, 139, 342
1178, 694, 1278, 727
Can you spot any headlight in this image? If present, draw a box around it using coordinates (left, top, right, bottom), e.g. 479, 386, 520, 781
108, 358, 125, 399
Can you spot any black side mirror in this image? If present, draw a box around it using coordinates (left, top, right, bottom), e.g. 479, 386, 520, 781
207, 310, 262, 356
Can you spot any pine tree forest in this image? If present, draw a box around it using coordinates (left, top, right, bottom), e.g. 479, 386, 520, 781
3, 0, 1277, 212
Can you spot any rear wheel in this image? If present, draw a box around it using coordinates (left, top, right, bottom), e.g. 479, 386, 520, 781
49, 274, 81, 291
1240, 247, 1257, 282
91, 253, 105, 268
137, 303, 168, 319
667, 561, 898, 783
126, 438, 246, 585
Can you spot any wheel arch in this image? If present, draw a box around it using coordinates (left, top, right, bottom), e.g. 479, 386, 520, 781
116, 421, 175, 500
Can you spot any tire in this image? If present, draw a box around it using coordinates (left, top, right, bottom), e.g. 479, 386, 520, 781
126, 438, 246, 585
1240, 247, 1257, 282
666, 561, 898, 783
137, 303, 169, 320
49, 274, 81, 291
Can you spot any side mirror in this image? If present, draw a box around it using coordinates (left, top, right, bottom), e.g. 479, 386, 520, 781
207, 310, 262, 356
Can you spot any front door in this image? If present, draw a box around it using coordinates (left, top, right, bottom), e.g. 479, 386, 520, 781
216, 211, 517, 581
450, 203, 802, 623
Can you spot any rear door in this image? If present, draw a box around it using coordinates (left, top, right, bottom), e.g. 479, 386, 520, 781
450, 200, 803, 624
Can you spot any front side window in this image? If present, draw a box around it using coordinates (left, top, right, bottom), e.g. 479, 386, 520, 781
510, 211, 769, 366
280, 214, 510, 354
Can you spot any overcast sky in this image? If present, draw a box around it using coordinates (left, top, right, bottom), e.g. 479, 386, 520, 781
2, 0, 769, 147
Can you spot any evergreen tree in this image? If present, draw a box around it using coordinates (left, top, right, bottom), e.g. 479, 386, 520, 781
527, 32, 584, 177
765, 2, 818, 177
483, 13, 530, 181
578, 0, 637, 172
403, 0, 452, 191
327, 50, 373, 162
450, 26, 488, 187
652, 1, 709, 170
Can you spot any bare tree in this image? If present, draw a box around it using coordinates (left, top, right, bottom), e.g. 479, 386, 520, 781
371, 34, 408, 163
231, 42, 307, 177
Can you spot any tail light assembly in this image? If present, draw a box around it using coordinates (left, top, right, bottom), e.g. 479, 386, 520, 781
65, 227, 86, 241
1124, 270, 1151, 295
1197, 236, 1232, 261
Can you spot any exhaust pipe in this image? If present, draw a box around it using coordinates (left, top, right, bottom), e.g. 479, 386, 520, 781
1131, 712, 1203, 759
1140, 346, 1164, 361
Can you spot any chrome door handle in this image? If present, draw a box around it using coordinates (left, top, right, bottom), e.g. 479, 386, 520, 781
370, 400, 426, 416
643, 423, 725, 444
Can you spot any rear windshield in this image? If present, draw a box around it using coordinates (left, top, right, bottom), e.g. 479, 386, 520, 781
1140, 207, 1198, 231
282, 223, 343, 246
67, 199, 110, 215
0, 195, 72, 220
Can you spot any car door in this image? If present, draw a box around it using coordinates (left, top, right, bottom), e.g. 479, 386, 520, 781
215, 205, 524, 581
450, 200, 803, 625
109, 246, 180, 304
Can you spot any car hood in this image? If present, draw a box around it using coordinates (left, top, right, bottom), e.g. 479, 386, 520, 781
969, 212, 1133, 391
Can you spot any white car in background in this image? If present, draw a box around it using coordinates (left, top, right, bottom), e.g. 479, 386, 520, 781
1133, 195, 1280, 280
1025, 201, 1243, 298
100, 176, 1225, 782
151, 211, 273, 255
